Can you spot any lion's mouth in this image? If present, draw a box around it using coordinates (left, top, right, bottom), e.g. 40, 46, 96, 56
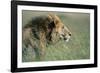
62, 36, 70, 42
65, 38, 70, 42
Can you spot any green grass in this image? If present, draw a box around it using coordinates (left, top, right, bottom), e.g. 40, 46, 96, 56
22, 11, 90, 62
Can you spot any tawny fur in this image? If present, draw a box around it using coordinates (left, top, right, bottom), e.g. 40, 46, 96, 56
22, 13, 72, 60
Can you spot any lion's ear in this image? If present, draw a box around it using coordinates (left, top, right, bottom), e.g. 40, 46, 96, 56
48, 13, 60, 26
47, 14, 56, 30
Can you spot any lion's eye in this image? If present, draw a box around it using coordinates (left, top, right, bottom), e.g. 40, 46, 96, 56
62, 26, 64, 29
69, 33, 72, 36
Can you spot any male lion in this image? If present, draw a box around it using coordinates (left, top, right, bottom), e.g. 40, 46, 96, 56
22, 13, 72, 60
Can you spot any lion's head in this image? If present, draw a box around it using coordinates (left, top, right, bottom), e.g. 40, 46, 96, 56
46, 13, 72, 44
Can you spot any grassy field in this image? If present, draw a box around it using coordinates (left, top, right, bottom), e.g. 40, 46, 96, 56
22, 11, 90, 62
